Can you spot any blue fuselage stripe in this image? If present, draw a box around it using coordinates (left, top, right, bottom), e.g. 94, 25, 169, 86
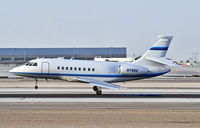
150, 47, 168, 50
11, 72, 168, 78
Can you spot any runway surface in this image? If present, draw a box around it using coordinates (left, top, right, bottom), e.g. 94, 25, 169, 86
0, 88, 200, 109
0, 78, 200, 109
0, 87, 200, 128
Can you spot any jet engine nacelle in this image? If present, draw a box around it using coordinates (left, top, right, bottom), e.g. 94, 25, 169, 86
119, 64, 149, 75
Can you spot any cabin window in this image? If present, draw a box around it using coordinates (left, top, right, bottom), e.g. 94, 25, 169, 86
33, 63, 38, 66
78, 67, 81, 71
83, 68, 86, 71
70, 67, 73, 70
92, 68, 95, 71
66, 67, 68, 70
88, 68, 90, 71
62, 67, 64, 70
57, 66, 60, 70
74, 67, 77, 71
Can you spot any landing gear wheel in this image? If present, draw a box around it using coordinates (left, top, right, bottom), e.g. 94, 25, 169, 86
35, 78, 38, 89
35, 86, 38, 89
93, 86, 102, 95
93, 86, 98, 92
96, 91, 102, 95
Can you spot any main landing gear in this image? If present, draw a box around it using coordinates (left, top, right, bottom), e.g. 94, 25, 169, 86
93, 86, 102, 95
35, 78, 38, 89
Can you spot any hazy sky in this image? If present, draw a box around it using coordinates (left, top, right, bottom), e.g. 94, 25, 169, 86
0, 0, 200, 61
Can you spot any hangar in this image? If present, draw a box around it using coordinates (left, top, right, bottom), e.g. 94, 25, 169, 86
0, 47, 126, 64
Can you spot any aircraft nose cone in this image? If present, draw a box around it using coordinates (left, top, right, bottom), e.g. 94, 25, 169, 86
9, 67, 18, 74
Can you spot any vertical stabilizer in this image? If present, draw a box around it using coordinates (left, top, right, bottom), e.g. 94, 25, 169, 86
136, 35, 173, 66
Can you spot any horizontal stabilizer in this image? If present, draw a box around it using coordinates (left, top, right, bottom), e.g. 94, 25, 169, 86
146, 57, 179, 66
75, 77, 127, 90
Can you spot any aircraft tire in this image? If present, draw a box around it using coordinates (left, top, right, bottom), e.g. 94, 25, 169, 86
35, 86, 38, 89
96, 91, 102, 95
93, 86, 98, 91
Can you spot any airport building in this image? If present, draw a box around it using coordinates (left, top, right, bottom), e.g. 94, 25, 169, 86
0, 48, 126, 64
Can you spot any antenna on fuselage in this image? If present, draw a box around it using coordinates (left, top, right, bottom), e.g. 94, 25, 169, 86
70, 57, 74, 60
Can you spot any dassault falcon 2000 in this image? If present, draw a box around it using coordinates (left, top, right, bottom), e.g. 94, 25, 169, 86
10, 35, 177, 95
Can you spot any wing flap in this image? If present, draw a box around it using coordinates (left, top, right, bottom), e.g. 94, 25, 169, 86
75, 77, 127, 90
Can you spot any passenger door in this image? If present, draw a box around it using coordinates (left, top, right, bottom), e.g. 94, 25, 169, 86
41, 62, 50, 74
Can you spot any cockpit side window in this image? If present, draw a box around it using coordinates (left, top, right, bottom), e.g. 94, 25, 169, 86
33, 63, 38, 66
25, 62, 38, 66
29, 62, 34, 66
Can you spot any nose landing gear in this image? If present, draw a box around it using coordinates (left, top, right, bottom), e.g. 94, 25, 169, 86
35, 78, 38, 89
93, 86, 102, 95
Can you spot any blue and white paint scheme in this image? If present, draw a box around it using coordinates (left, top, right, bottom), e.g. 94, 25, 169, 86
9, 35, 177, 95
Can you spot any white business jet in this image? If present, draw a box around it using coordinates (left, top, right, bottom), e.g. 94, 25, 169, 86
10, 35, 176, 95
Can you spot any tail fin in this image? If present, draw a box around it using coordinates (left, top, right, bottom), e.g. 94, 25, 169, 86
136, 35, 176, 66
141, 35, 173, 58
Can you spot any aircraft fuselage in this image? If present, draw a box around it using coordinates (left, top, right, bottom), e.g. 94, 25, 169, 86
10, 58, 170, 82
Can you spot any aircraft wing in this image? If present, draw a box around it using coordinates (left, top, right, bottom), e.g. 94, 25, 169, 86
75, 77, 127, 90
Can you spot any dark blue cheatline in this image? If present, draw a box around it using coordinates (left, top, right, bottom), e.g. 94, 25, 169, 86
150, 47, 168, 50
11, 71, 169, 78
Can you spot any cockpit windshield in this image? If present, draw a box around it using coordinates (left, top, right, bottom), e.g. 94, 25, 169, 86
25, 62, 38, 66
25, 62, 31, 66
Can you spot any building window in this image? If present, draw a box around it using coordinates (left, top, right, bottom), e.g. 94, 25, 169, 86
66, 67, 68, 70
83, 68, 86, 71
62, 67, 64, 70
78, 67, 81, 71
88, 68, 90, 71
74, 67, 77, 71
92, 68, 95, 71
57, 66, 60, 70
70, 67, 73, 70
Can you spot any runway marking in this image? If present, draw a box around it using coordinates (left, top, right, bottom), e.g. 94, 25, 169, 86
117, 94, 161, 96
0, 98, 200, 103
0, 106, 199, 109
1, 88, 200, 94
